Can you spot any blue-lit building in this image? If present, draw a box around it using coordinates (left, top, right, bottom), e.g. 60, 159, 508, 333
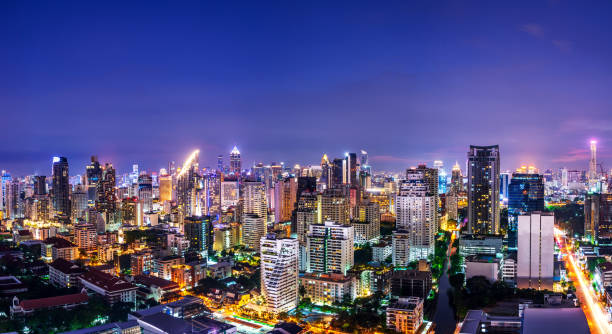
507, 173, 544, 248
499, 172, 510, 204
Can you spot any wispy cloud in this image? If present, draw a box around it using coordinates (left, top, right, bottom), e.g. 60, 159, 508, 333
519, 23, 545, 38
552, 40, 572, 52
552, 148, 589, 163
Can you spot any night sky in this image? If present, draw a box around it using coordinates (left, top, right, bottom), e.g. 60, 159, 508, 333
2, 1, 612, 175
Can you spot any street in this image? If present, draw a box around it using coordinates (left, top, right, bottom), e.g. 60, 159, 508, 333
556, 230, 612, 334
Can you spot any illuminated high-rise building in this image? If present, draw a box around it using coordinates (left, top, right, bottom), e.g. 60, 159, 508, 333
467, 145, 500, 235
138, 173, 153, 212
52, 156, 71, 218
307, 221, 354, 275
260, 234, 298, 313
34, 175, 47, 196
589, 140, 599, 191
343, 152, 358, 187
585, 194, 612, 241
230, 146, 241, 176
74, 222, 97, 250
360, 149, 371, 175
176, 150, 200, 216
517, 212, 554, 290
243, 180, 267, 222
243, 213, 266, 251
507, 173, 544, 248
451, 162, 463, 193
184, 216, 212, 259
320, 188, 349, 224
395, 169, 436, 262
220, 178, 239, 210
217, 154, 223, 172
296, 191, 320, 270
274, 177, 297, 223
96, 163, 116, 215
71, 185, 88, 219
86, 156, 102, 206
158, 172, 172, 203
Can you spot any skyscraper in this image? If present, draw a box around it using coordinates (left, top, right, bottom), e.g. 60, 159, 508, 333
260, 234, 299, 313
34, 175, 47, 196
451, 162, 463, 193
243, 180, 268, 222
184, 216, 213, 259
517, 212, 554, 290
585, 194, 612, 241
86, 156, 102, 206
507, 173, 544, 248
395, 169, 436, 262
307, 221, 354, 275
589, 140, 599, 192
467, 145, 500, 235
320, 188, 349, 224
96, 163, 116, 215
230, 146, 241, 176
343, 152, 358, 187
138, 173, 153, 213
52, 156, 70, 217
177, 150, 200, 216
243, 213, 266, 251
217, 154, 223, 172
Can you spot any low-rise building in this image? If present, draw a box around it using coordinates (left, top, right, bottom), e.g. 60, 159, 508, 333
386, 297, 424, 334
10, 289, 88, 318
299, 273, 356, 305
154, 256, 184, 281
390, 270, 432, 299
596, 262, 612, 289
42, 237, 78, 261
79, 270, 137, 306
162, 296, 208, 319
459, 234, 503, 256
48, 258, 85, 289
465, 255, 500, 283
372, 241, 392, 263
0, 276, 28, 296
133, 274, 180, 303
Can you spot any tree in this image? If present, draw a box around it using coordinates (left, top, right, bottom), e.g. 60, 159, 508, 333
449, 273, 465, 290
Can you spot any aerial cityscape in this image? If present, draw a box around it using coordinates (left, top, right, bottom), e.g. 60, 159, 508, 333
2, 1, 612, 334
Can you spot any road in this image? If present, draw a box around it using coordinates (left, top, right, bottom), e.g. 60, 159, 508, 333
556, 230, 612, 334
433, 232, 457, 334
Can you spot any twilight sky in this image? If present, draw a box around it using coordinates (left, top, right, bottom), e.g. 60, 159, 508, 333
2, 1, 612, 176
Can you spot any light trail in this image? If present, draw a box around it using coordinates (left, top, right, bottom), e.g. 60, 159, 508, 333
556, 229, 611, 334
178, 149, 199, 178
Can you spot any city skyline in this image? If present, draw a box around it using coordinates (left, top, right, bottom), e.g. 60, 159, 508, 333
3, 1, 612, 174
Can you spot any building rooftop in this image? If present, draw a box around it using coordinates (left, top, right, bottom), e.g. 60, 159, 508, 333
388, 297, 422, 311
19, 291, 88, 311
49, 258, 84, 274
134, 274, 179, 289
300, 272, 353, 283
522, 308, 589, 334
80, 270, 136, 292
43, 237, 77, 249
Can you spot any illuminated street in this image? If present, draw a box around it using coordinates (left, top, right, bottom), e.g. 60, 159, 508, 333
556, 230, 612, 334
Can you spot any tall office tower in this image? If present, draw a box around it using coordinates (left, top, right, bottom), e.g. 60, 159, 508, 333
243, 181, 268, 222
467, 145, 501, 235
342, 153, 358, 187
217, 155, 223, 172
243, 213, 266, 252
158, 172, 172, 203
321, 188, 350, 224
74, 222, 97, 250
320, 154, 332, 189
177, 150, 200, 216
260, 234, 299, 313
507, 173, 544, 248
71, 185, 88, 219
561, 168, 569, 188
307, 221, 354, 275
130, 164, 139, 185
589, 140, 598, 185
274, 177, 297, 223
331, 158, 344, 187
517, 212, 554, 290
450, 162, 463, 192
395, 170, 436, 262
408, 165, 439, 227
86, 156, 102, 206
184, 216, 212, 259
52, 156, 71, 218
34, 176, 46, 196
297, 176, 317, 203
220, 178, 239, 210
7, 181, 23, 219
499, 172, 510, 204
360, 149, 372, 175
296, 192, 320, 270
230, 146, 241, 176
96, 163, 116, 214
138, 173, 153, 213
585, 194, 612, 241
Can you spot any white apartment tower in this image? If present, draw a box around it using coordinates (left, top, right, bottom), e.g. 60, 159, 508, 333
260, 234, 299, 313
307, 221, 354, 275
243, 180, 267, 222
394, 170, 436, 262
517, 212, 554, 290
